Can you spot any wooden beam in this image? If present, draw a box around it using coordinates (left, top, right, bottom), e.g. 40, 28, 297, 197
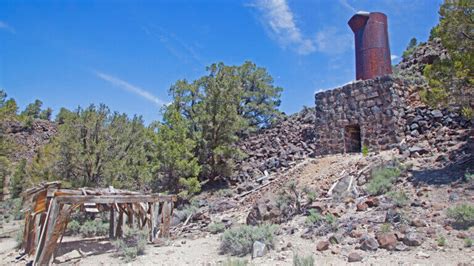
55, 194, 176, 204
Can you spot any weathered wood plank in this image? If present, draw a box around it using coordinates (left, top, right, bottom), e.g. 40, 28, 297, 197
55, 194, 176, 204
33, 198, 60, 264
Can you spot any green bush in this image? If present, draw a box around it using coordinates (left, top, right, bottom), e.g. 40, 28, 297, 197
221, 258, 248, 266
0, 198, 24, 221
380, 223, 391, 233
67, 219, 81, 235
361, 145, 369, 157
293, 253, 314, 266
220, 224, 277, 256
387, 191, 409, 207
464, 238, 472, 248
113, 227, 148, 262
446, 204, 474, 229
305, 209, 322, 225
209, 222, 225, 234
215, 189, 234, 198
80, 220, 109, 237
366, 165, 401, 195
436, 235, 446, 246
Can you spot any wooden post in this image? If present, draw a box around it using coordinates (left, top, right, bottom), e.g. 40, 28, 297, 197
159, 201, 172, 238
34, 199, 60, 265
109, 206, 115, 239
126, 204, 134, 228
116, 210, 123, 238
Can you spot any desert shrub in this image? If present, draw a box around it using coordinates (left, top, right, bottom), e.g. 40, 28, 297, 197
67, 219, 81, 235
325, 213, 336, 226
303, 188, 317, 204
387, 191, 409, 207
464, 238, 472, 248
209, 222, 225, 234
305, 209, 322, 225
80, 220, 109, 237
461, 107, 473, 120
216, 189, 234, 198
293, 253, 314, 266
362, 145, 369, 157
113, 227, 148, 262
0, 198, 24, 221
463, 172, 473, 183
380, 223, 391, 233
221, 258, 248, 266
367, 165, 401, 195
446, 204, 474, 229
436, 235, 446, 246
220, 224, 277, 256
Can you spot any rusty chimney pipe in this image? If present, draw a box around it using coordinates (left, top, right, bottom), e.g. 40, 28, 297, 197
348, 12, 392, 80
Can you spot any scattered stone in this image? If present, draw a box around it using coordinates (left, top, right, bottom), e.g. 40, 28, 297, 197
411, 219, 428, 227
394, 243, 409, 252
457, 232, 468, 239
252, 241, 267, 258
416, 251, 430, 259
316, 240, 330, 251
356, 202, 368, 211
329, 233, 344, 244
365, 197, 380, 207
376, 233, 398, 250
348, 252, 363, 262
403, 231, 423, 246
360, 235, 379, 251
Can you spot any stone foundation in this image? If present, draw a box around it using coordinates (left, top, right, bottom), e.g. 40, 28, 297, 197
314, 76, 410, 155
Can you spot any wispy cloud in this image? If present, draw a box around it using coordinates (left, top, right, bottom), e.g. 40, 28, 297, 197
94, 71, 166, 106
338, 0, 357, 13
391, 54, 399, 61
251, 0, 352, 55
314, 27, 352, 55
0, 21, 15, 34
253, 0, 315, 55
143, 25, 204, 65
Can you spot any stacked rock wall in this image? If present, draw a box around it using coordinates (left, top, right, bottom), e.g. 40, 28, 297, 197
314, 76, 410, 155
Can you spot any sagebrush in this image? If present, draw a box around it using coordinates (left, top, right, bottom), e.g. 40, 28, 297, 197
220, 224, 277, 256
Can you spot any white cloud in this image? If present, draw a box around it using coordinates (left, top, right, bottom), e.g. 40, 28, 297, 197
338, 0, 357, 13
391, 54, 399, 61
314, 27, 352, 55
253, 0, 315, 55
0, 21, 15, 33
94, 71, 166, 107
252, 0, 353, 55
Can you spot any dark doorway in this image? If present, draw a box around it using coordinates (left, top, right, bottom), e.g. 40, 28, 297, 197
345, 125, 361, 153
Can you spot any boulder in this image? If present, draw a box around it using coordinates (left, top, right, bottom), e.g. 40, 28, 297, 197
376, 233, 398, 250
347, 252, 363, 262
316, 240, 330, 251
359, 235, 379, 251
403, 231, 423, 246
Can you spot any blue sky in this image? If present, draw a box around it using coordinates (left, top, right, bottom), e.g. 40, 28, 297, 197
0, 0, 442, 124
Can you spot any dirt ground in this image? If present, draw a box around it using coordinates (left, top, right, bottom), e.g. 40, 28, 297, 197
1, 152, 473, 265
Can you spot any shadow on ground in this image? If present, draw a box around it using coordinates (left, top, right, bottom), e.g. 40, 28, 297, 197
54, 237, 115, 258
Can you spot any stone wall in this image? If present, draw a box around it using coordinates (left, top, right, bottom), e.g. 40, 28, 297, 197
314, 76, 410, 155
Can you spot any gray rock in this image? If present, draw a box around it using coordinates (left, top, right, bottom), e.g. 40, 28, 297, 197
347, 252, 363, 262
431, 110, 443, 118
360, 235, 379, 251
252, 241, 267, 258
403, 231, 423, 246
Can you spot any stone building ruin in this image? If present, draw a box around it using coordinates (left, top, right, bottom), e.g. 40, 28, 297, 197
313, 12, 404, 155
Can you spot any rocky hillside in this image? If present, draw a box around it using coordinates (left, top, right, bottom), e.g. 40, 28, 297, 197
232, 107, 316, 183
395, 37, 448, 81
4, 119, 57, 162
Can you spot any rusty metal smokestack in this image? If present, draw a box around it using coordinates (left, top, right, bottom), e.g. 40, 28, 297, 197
348, 12, 392, 80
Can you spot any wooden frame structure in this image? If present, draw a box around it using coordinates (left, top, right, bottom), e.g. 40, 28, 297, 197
20, 182, 176, 265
